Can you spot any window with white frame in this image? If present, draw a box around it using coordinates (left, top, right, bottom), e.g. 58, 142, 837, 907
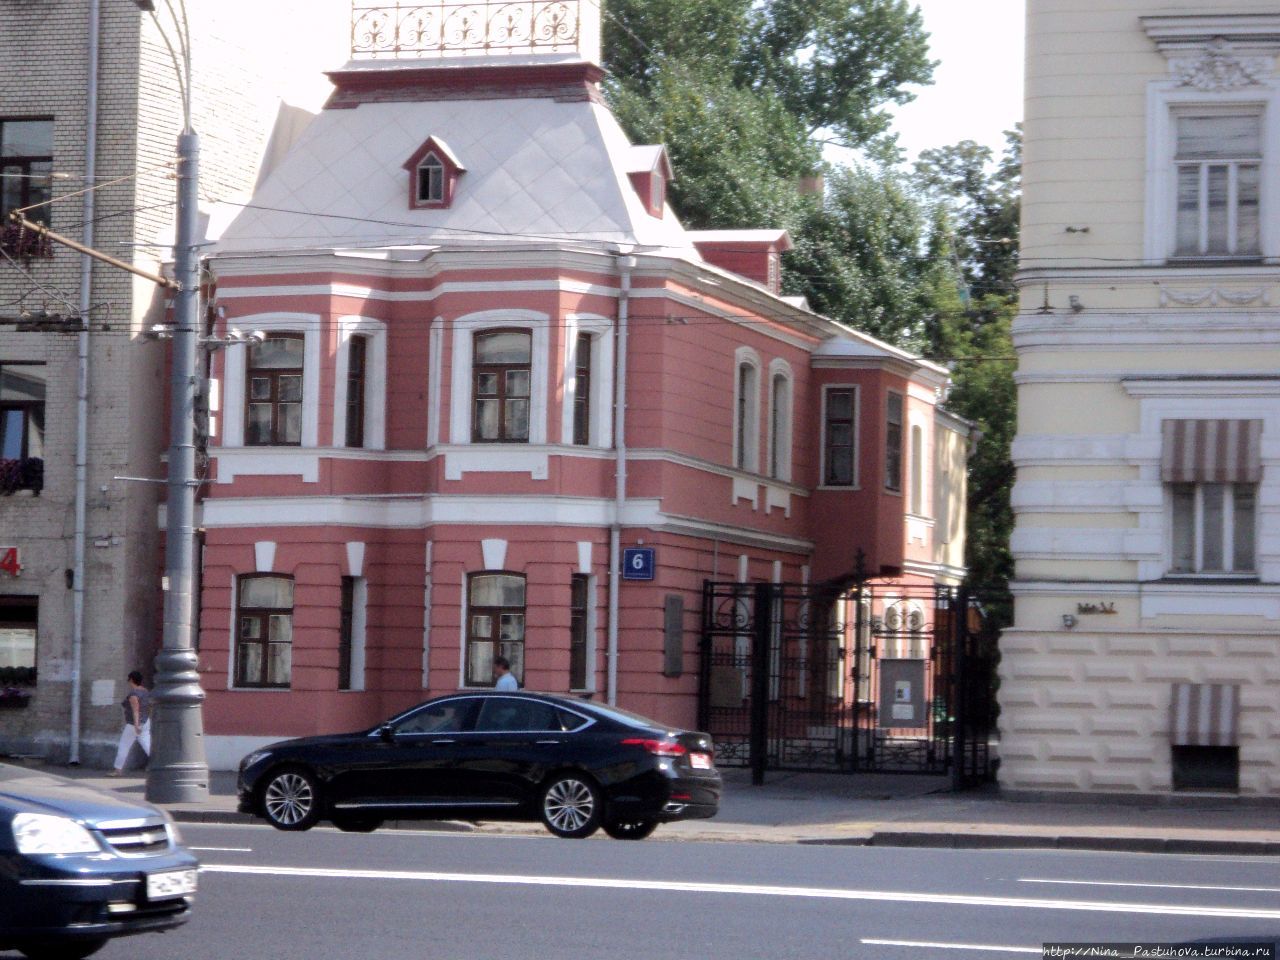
572, 333, 591, 446
417, 154, 444, 205
1171, 483, 1256, 574
734, 350, 760, 472
235, 575, 294, 688
1174, 111, 1261, 258
768, 363, 792, 481
1162, 418, 1262, 576
472, 329, 532, 443
466, 573, 526, 686
245, 334, 304, 446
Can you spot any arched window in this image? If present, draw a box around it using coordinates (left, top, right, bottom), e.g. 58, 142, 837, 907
573, 332, 592, 446
466, 573, 526, 686
235, 575, 294, 688
472, 330, 532, 442
734, 352, 760, 472
768, 365, 792, 481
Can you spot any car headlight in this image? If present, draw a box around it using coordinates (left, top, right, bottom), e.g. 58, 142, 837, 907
11, 813, 101, 855
241, 750, 271, 770
161, 811, 183, 845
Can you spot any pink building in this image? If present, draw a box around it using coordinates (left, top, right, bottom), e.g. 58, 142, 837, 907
191, 2, 969, 769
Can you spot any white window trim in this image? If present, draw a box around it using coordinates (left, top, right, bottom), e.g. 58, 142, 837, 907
766, 358, 793, 483
222, 313, 321, 449
1145, 80, 1278, 263
818, 383, 859, 490
559, 314, 615, 447
733, 346, 762, 474
449, 310, 550, 446
347, 576, 368, 691
332, 316, 387, 450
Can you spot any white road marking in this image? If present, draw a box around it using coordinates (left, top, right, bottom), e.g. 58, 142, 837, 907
1022, 877, 1280, 894
199, 864, 1280, 919
188, 846, 253, 853
862, 939, 1038, 954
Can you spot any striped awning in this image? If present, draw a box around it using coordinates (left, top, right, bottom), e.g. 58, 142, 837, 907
1170, 683, 1240, 747
1161, 419, 1262, 483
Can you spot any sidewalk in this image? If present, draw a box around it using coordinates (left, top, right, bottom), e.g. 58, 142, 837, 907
26, 760, 1280, 854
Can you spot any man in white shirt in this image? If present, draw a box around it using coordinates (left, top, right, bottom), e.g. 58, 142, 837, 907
493, 656, 519, 690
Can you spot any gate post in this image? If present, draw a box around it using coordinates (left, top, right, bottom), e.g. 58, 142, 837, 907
951, 587, 969, 792
749, 584, 773, 786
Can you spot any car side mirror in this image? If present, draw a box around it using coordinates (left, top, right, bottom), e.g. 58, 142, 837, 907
378, 723, 395, 743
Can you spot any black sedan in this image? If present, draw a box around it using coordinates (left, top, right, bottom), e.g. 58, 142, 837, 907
238, 692, 720, 840
0, 763, 198, 960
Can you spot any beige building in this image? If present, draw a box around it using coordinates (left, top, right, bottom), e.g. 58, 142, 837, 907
1007, 1, 1280, 795
0, 0, 347, 764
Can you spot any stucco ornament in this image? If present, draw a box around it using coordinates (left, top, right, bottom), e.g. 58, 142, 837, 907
1159, 286, 1270, 308
1172, 38, 1269, 91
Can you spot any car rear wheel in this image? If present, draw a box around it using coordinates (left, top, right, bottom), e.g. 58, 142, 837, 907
17, 939, 109, 960
261, 767, 321, 831
602, 817, 658, 840
540, 773, 601, 839
332, 814, 383, 833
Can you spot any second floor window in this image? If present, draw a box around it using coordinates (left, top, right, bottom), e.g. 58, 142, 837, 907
910, 424, 924, 515
473, 330, 531, 443
885, 392, 903, 493
823, 389, 854, 486
246, 334, 304, 446
345, 335, 368, 448
1174, 113, 1261, 259
735, 360, 759, 472
1, 119, 53, 225
1171, 483, 1256, 575
0, 363, 45, 461
573, 333, 591, 446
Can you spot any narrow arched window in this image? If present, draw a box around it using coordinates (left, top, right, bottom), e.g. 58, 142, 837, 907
735, 361, 759, 472
769, 372, 790, 480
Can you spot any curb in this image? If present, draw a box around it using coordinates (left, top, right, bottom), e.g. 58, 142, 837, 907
867, 830, 1280, 856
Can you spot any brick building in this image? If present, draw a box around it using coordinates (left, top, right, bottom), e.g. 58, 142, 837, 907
0, 0, 348, 764
194, 1, 972, 769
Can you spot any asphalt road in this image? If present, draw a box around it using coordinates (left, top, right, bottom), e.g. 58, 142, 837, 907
25, 823, 1280, 960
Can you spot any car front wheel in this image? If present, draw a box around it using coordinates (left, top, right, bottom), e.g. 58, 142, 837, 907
17, 939, 109, 960
540, 774, 601, 839
261, 767, 321, 831
602, 817, 658, 840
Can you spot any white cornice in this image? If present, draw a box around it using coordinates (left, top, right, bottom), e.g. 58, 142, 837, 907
1122, 377, 1280, 398
1141, 15, 1280, 52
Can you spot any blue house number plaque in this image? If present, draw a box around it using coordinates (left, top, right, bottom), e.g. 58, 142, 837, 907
622, 547, 655, 581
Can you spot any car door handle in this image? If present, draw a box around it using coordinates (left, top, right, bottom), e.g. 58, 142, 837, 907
432, 739, 457, 745
535, 739, 562, 745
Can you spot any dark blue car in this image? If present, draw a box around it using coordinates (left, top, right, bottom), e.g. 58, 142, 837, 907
0, 763, 198, 960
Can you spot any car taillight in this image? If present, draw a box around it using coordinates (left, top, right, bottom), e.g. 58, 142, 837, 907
621, 738, 687, 757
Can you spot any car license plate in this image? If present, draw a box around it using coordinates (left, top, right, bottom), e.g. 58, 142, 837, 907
689, 752, 712, 770
146, 869, 198, 900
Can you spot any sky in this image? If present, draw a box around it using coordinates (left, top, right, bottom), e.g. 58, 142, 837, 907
888, 0, 1025, 162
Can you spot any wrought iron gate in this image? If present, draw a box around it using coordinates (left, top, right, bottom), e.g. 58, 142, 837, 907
697, 579, 997, 788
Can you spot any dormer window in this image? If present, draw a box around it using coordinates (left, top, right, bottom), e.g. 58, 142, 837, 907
402, 136, 465, 210
626, 145, 673, 219
417, 154, 444, 204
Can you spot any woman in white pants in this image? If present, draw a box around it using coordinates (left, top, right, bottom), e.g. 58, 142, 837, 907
109, 671, 151, 776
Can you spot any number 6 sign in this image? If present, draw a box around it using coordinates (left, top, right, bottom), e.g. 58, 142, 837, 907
621, 547, 655, 581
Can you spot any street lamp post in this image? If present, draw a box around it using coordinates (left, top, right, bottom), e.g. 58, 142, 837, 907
139, 0, 209, 804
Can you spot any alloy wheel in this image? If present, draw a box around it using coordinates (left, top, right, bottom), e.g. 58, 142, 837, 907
541, 776, 600, 838
263, 771, 317, 829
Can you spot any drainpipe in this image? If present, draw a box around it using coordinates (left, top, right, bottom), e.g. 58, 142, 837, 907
69, 0, 102, 764
606, 254, 634, 706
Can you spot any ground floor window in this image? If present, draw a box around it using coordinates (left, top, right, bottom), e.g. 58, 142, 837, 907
236, 575, 294, 688
466, 573, 525, 686
569, 574, 589, 690
0, 595, 36, 686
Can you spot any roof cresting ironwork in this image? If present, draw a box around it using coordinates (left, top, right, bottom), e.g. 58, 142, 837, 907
351, 1, 592, 59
